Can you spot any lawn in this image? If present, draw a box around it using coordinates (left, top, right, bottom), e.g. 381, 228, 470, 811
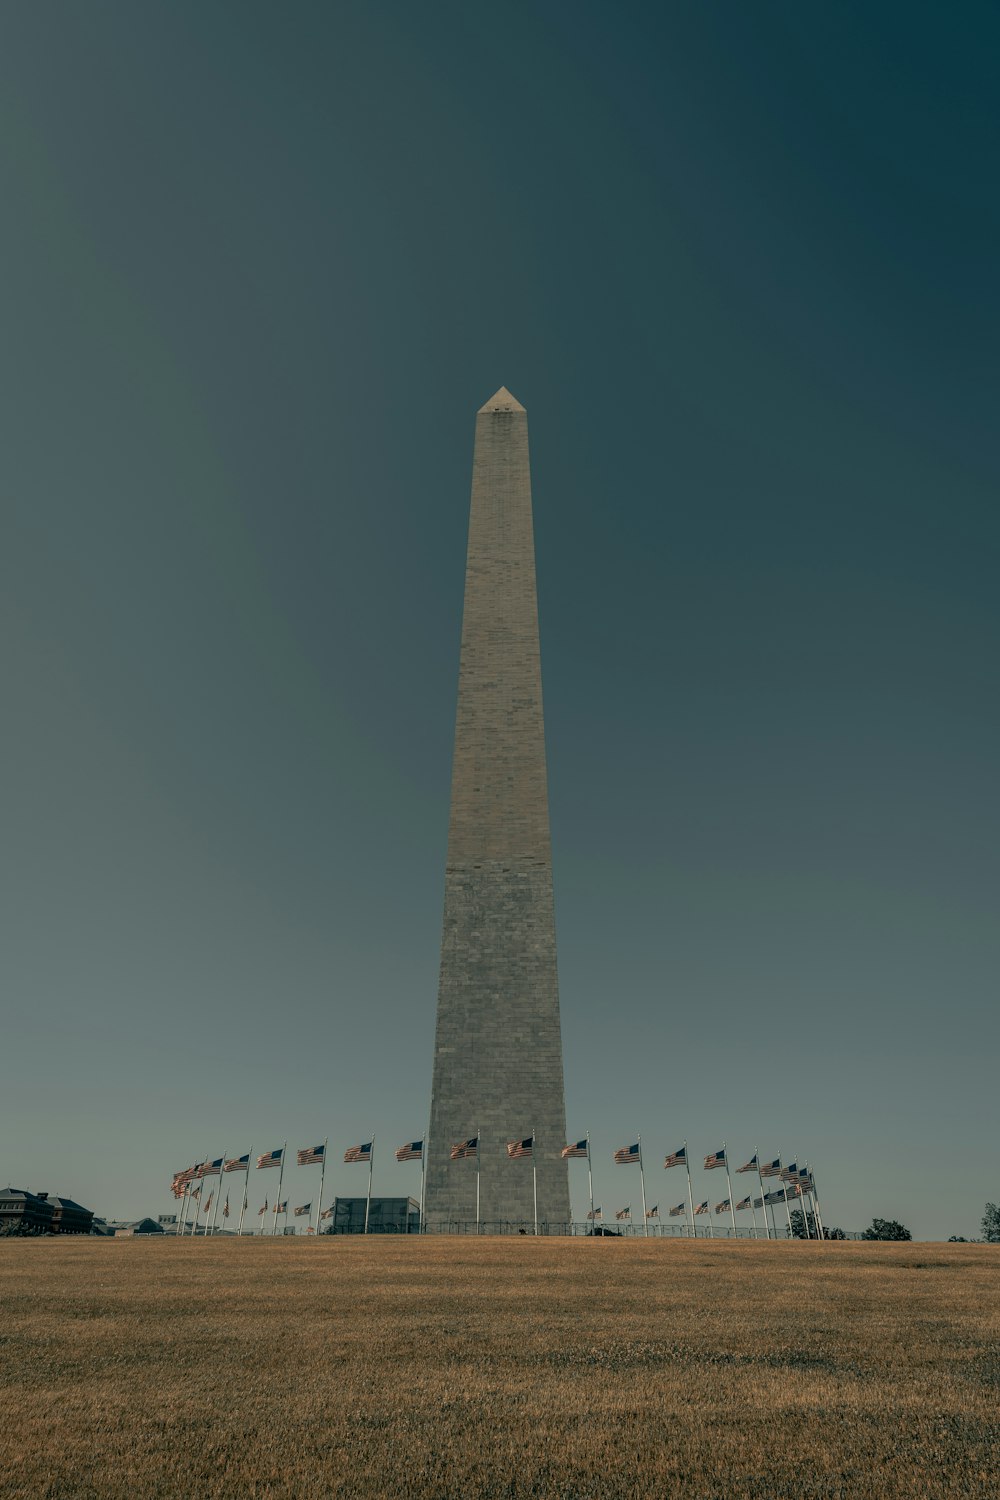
2, 1237, 997, 1498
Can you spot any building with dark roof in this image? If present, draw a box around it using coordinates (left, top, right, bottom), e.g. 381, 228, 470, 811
0, 1189, 55, 1233
45, 1196, 95, 1234
1, 1190, 95, 1234
96, 1218, 164, 1237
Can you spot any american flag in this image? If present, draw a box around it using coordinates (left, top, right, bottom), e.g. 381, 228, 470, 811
222, 1196, 229, 1217
294, 1203, 311, 1216
780, 1162, 799, 1182
320, 1206, 333, 1220
190, 1186, 201, 1201
735, 1196, 752, 1211
506, 1136, 533, 1159
224, 1155, 250, 1173
257, 1149, 284, 1170
202, 1191, 214, 1213
669, 1203, 686, 1217
258, 1199, 268, 1216
798, 1173, 815, 1192
763, 1189, 789, 1206
170, 1169, 195, 1199
344, 1142, 373, 1164
201, 1157, 225, 1177
450, 1137, 478, 1160
736, 1154, 758, 1174
714, 1199, 730, 1214
614, 1143, 640, 1165
561, 1139, 588, 1159
395, 1141, 423, 1162
615, 1206, 631, 1220
646, 1205, 659, 1218
297, 1145, 325, 1166
276, 1201, 287, 1214
694, 1200, 709, 1214
704, 1149, 726, 1171
587, 1206, 602, 1219
759, 1157, 782, 1179
664, 1146, 686, 1169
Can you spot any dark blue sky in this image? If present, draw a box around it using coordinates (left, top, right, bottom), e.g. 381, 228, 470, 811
2, 3, 997, 1236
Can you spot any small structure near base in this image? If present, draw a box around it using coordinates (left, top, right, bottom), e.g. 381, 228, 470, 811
324, 1197, 420, 1234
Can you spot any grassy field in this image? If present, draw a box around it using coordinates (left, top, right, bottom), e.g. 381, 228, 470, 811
1, 1237, 997, 1499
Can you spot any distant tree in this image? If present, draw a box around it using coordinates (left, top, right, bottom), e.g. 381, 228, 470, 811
0, 1222, 45, 1238
947, 1236, 971, 1243
789, 1209, 846, 1240
981, 1204, 1000, 1244
788, 1209, 816, 1239
861, 1218, 912, 1242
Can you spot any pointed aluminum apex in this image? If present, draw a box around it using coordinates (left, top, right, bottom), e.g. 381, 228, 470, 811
478, 386, 526, 414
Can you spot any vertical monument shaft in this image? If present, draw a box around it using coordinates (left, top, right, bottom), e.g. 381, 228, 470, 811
425, 387, 570, 1229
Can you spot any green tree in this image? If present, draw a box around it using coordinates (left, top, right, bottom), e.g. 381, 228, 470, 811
861, 1217, 912, 1241
788, 1208, 816, 1239
981, 1203, 1000, 1243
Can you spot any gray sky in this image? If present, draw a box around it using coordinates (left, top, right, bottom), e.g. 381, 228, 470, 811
2, 2, 997, 1238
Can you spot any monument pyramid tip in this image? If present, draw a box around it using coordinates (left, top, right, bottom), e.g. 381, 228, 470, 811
478, 386, 526, 414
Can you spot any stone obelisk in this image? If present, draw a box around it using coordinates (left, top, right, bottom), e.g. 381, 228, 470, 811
425, 387, 570, 1230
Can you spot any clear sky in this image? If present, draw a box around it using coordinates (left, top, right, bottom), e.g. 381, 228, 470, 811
2, 3, 997, 1239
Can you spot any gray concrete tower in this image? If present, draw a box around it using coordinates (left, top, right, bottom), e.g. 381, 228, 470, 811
425, 387, 570, 1230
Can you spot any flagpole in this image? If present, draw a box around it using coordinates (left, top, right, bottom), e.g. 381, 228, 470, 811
532, 1127, 538, 1237
723, 1143, 738, 1239
475, 1126, 480, 1236
272, 1143, 286, 1237
748, 1184, 759, 1240
183, 1160, 201, 1236
797, 1172, 812, 1239
807, 1162, 825, 1239
313, 1140, 328, 1237
797, 1182, 810, 1238
187, 1152, 209, 1235
363, 1136, 374, 1235
209, 1153, 225, 1237
178, 1180, 190, 1237
418, 1142, 426, 1234
802, 1163, 818, 1238
778, 1158, 794, 1239
684, 1141, 696, 1239
756, 1148, 773, 1239
238, 1146, 251, 1238
636, 1136, 648, 1237
587, 1134, 595, 1232
184, 1170, 197, 1236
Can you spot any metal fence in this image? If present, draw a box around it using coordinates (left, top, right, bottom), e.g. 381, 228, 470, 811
418, 1220, 862, 1240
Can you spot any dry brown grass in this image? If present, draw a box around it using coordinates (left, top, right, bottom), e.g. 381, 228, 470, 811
1, 1237, 997, 1499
